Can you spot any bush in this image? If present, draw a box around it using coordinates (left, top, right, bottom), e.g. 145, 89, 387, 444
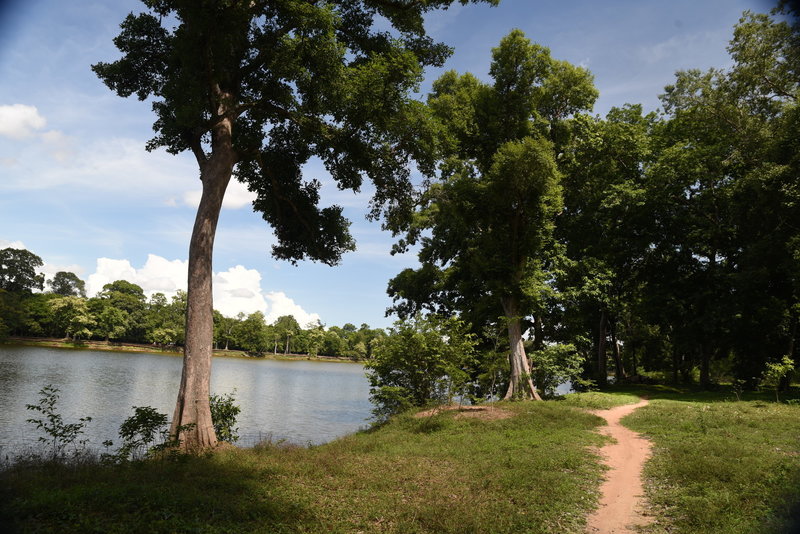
366, 314, 477, 422
210, 391, 241, 443
530, 344, 585, 398
25, 385, 91, 460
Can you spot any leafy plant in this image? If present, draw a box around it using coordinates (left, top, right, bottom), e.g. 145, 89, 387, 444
366, 314, 477, 422
530, 343, 585, 398
25, 385, 91, 460
110, 406, 169, 461
210, 391, 241, 444
762, 356, 795, 402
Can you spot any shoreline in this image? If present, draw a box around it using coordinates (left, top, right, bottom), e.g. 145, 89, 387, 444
0, 337, 364, 364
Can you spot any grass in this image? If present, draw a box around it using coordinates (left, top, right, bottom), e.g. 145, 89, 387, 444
2, 386, 799, 533
0, 402, 608, 534
615, 384, 800, 534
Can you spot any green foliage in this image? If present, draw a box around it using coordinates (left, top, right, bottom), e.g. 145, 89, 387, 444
762, 355, 795, 402
209, 391, 241, 444
0, 248, 44, 293
109, 406, 170, 462
49, 296, 95, 340
366, 314, 477, 421
47, 271, 86, 297
25, 385, 92, 460
530, 343, 585, 398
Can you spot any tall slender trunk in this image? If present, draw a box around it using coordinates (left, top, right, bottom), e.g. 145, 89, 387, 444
780, 318, 797, 391
610, 320, 626, 381
597, 311, 608, 386
502, 296, 541, 401
700, 344, 712, 388
170, 119, 236, 451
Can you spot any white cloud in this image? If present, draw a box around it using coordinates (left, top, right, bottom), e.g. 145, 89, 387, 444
0, 136, 197, 196
182, 179, 256, 210
41, 263, 85, 278
84, 253, 319, 325
0, 239, 27, 249
0, 104, 46, 139
40, 129, 74, 163
263, 291, 320, 326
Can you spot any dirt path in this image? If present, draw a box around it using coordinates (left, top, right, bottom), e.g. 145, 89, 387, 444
586, 398, 652, 534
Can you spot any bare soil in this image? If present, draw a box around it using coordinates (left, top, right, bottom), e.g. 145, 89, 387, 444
586, 398, 653, 534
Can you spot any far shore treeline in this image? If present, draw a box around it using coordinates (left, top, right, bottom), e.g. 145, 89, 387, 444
0, 247, 384, 360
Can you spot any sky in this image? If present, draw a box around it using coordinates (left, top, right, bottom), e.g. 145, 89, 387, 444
0, 0, 778, 329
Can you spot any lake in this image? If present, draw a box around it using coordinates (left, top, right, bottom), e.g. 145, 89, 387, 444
0, 345, 372, 457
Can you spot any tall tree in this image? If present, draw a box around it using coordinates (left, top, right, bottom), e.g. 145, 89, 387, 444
93, 0, 496, 449
0, 248, 44, 293
389, 31, 596, 400
47, 271, 87, 297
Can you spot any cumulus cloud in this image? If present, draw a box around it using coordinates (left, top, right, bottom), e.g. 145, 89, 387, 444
182, 179, 256, 210
41, 263, 85, 278
0, 104, 46, 139
0, 238, 27, 249
84, 253, 319, 325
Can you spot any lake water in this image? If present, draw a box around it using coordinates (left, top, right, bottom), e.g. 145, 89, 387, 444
0, 345, 372, 456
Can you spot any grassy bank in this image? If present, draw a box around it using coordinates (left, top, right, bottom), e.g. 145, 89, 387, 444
1, 337, 360, 363
1, 402, 609, 533
1, 389, 798, 533
615, 386, 800, 534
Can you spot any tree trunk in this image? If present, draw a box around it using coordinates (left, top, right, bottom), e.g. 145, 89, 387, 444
610, 320, 626, 381
502, 296, 542, 401
700, 344, 712, 388
170, 131, 236, 451
597, 311, 608, 386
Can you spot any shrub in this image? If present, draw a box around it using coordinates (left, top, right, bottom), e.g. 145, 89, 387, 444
366, 314, 477, 422
530, 344, 585, 398
25, 385, 92, 460
210, 391, 241, 443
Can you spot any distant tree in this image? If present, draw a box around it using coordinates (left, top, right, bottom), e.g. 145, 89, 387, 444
50, 296, 95, 340
237, 312, 269, 355
273, 315, 300, 355
48, 271, 86, 297
92, 0, 497, 450
0, 248, 44, 293
94, 304, 129, 342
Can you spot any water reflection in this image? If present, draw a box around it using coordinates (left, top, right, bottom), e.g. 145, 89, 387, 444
0, 346, 371, 456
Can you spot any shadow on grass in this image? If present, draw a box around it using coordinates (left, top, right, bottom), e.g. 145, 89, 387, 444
597, 383, 800, 404
0, 448, 313, 534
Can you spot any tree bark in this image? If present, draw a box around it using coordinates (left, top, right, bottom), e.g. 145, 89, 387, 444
170, 121, 236, 451
502, 296, 542, 401
597, 311, 608, 386
610, 320, 626, 381
700, 344, 712, 388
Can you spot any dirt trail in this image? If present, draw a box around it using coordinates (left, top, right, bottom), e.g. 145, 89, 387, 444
586, 398, 652, 534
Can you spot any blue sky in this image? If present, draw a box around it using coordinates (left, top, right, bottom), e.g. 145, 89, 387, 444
0, 0, 777, 329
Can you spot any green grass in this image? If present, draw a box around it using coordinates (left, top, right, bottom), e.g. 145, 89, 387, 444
617, 385, 800, 534
0, 402, 608, 534
3, 387, 799, 533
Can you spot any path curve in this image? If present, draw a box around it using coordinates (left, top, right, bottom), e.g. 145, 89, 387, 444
586, 398, 652, 534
